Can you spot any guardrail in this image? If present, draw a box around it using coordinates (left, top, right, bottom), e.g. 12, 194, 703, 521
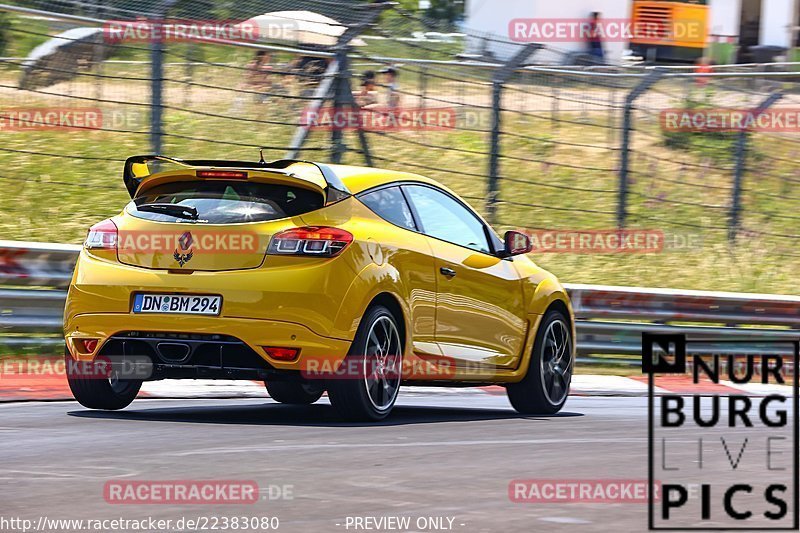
568, 284, 800, 364
1, 242, 798, 365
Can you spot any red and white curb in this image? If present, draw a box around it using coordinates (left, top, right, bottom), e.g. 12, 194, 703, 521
0, 374, 791, 402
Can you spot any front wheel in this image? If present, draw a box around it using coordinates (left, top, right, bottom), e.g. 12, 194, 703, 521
265, 381, 323, 405
507, 310, 573, 415
65, 349, 141, 410
327, 305, 403, 421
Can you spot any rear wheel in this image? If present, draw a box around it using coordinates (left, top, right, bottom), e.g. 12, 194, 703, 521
327, 305, 402, 421
265, 381, 323, 405
65, 349, 141, 410
507, 310, 573, 415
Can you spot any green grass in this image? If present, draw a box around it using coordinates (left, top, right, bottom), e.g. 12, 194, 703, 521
2, 16, 800, 295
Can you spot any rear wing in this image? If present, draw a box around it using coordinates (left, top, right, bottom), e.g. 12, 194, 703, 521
122, 155, 351, 205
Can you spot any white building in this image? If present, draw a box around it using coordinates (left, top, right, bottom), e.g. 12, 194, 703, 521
464, 0, 799, 64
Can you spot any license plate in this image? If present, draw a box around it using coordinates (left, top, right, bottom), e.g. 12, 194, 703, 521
133, 294, 221, 316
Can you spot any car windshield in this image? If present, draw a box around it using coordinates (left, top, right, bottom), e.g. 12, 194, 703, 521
129, 180, 324, 224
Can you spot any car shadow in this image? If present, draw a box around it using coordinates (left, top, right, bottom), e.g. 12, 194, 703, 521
67, 401, 583, 427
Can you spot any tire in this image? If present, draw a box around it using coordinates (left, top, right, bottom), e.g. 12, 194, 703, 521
65, 349, 141, 410
327, 305, 403, 421
507, 309, 573, 415
265, 381, 323, 405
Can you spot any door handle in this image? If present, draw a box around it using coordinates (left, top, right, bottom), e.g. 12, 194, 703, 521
439, 267, 456, 278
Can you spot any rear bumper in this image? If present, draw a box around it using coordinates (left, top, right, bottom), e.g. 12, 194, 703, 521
67, 249, 365, 341
64, 312, 352, 377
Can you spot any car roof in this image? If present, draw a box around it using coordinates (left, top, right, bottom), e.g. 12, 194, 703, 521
326, 164, 447, 195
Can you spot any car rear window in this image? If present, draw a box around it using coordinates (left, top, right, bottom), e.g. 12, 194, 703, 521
358, 186, 417, 230
129, 180, 324, 224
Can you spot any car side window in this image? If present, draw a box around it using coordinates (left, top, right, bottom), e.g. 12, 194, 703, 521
403, 185, 491, 254
359, 186, 417, 230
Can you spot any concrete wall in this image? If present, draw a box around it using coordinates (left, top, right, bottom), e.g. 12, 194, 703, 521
708, 0, 741, 38
464, 0, 631, 64
760, 0, 795, 48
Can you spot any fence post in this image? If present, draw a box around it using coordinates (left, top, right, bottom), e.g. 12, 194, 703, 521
729, 91, 782, 241
607, 83, 617, 146
150, 26, 164, 154
149, 0, 177, 154
330, 48, 349, 164
486, 82, 503, 224
286, 57, 338, 160
486, 43, 541, 225
617, 69, 663, 229
551, 82, 559, 131
329, 44, 373, 166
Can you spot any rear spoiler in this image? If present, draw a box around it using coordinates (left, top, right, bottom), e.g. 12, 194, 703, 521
122, 155, 351, 205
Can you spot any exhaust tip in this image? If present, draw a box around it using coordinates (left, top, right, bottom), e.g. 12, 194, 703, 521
156, 342, 191, 363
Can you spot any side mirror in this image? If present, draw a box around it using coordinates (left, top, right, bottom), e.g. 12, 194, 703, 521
503, 230, 532, 257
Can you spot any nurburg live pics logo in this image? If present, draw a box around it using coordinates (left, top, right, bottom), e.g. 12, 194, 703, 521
644, 333, 799, 530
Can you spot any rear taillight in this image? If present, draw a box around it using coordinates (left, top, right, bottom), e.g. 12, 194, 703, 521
267, 226, 353, 257
84, 219, 118, 250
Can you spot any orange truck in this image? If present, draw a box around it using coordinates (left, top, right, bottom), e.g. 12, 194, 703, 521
629, 0, 709, 62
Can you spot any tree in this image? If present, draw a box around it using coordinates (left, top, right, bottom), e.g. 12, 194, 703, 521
425, 0, 464, 28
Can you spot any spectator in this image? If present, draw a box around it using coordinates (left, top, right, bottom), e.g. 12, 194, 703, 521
356, 70, 378, 108
695, 56, 713, 86
379, 66, 400, 108
231, 50, 272, 111
694, 56, 714, 101
246, 50, 274, 102
587, 12, 604, 63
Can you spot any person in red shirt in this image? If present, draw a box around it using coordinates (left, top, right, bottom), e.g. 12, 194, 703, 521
695, 56, 713, 86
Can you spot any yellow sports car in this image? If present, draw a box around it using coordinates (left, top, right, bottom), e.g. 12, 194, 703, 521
64, 155, 575, 421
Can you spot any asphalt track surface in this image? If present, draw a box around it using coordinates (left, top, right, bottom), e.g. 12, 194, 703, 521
0, 391, 794, 533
